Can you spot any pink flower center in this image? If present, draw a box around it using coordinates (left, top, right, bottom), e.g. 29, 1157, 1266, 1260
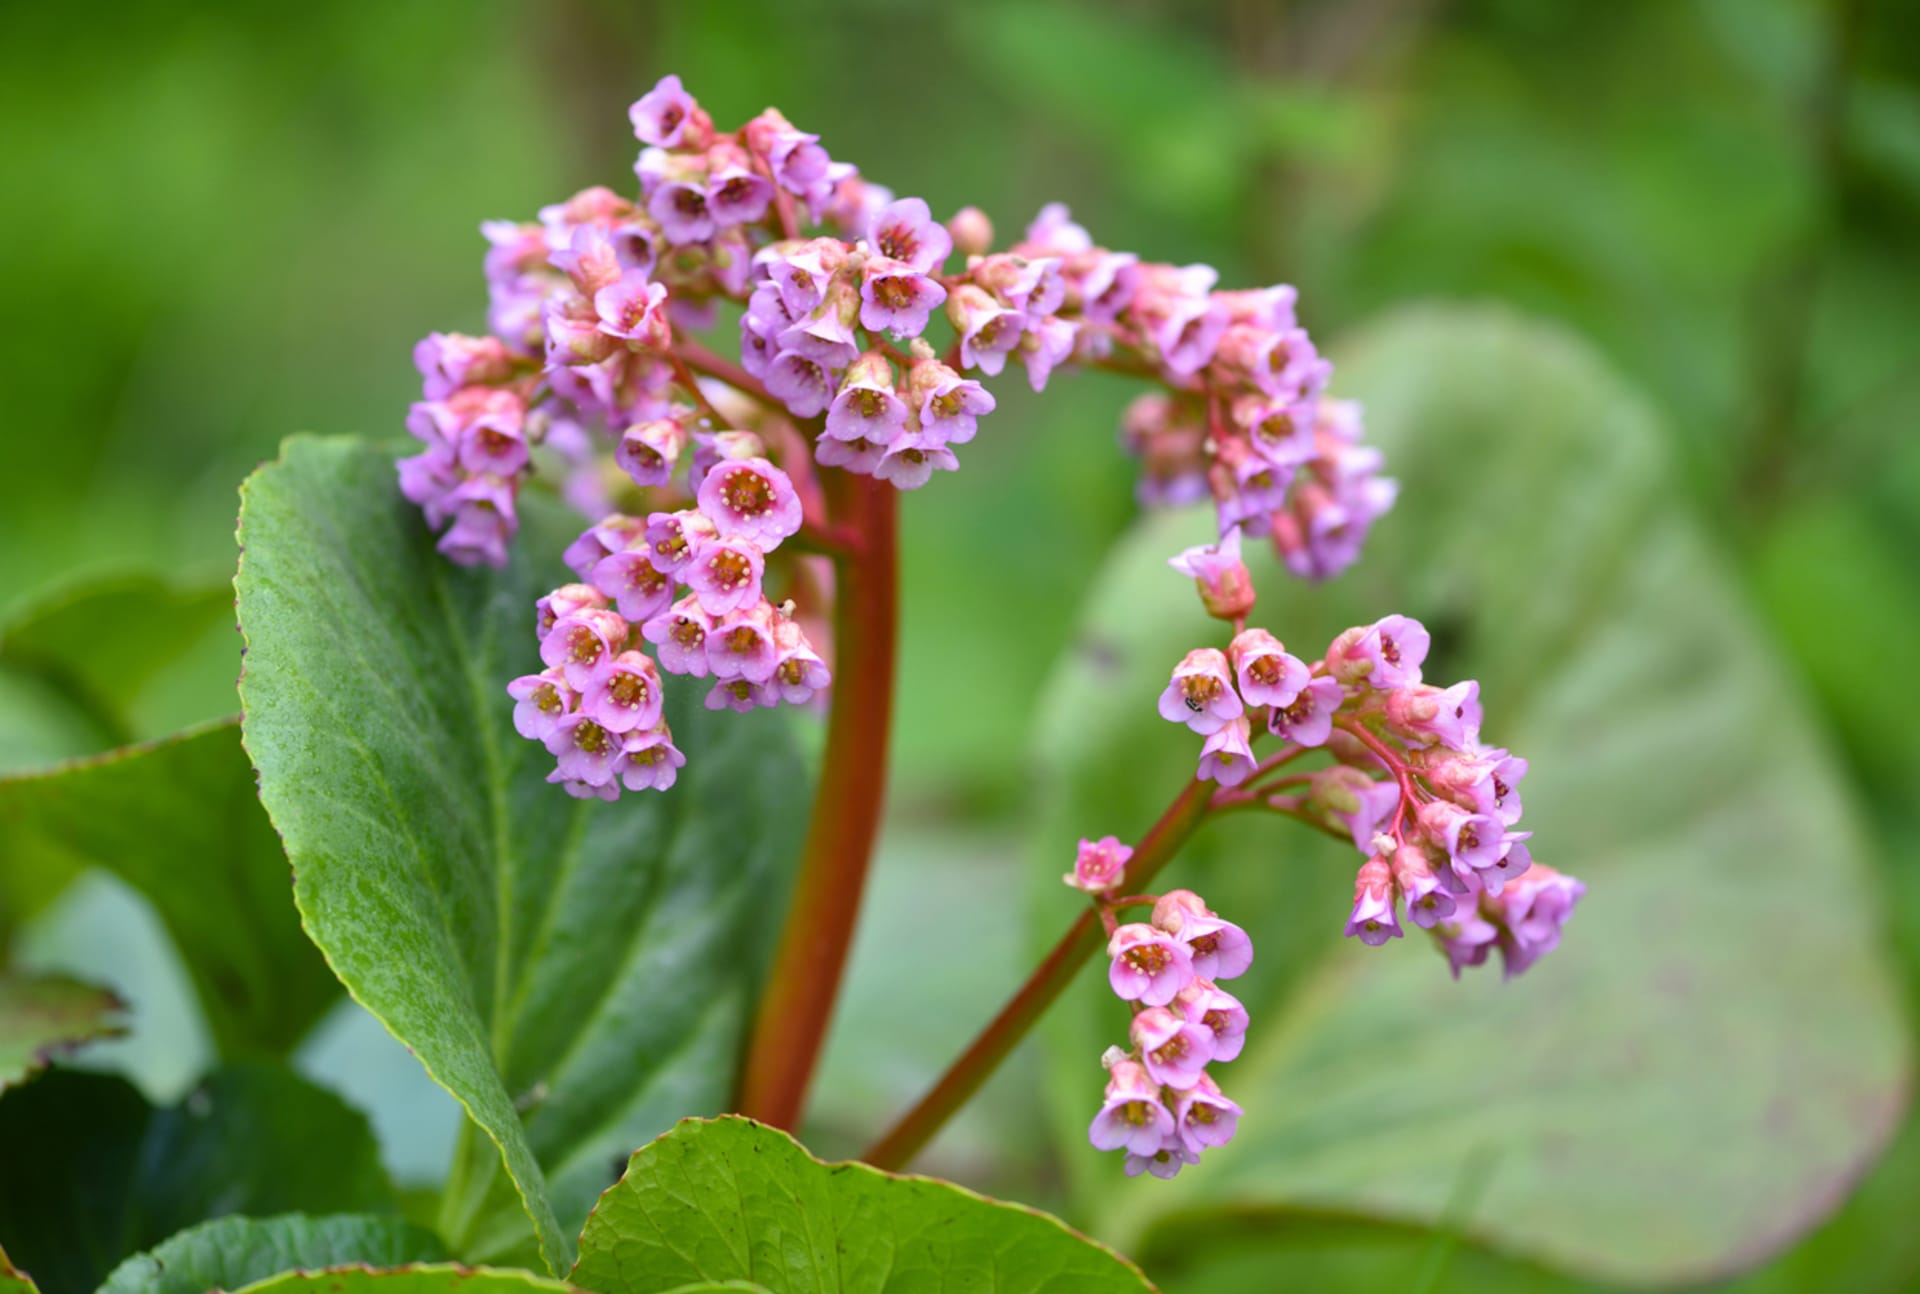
725, 625, 760, 656
1124, 944, 1170, 975
722, 468, 773, 518
533, 684, 562, 715
1180, 675, 1220, 712
566, 625, 604, 666
1150, 1034, 1190, 1066
608, 671, 650, 711
1120, 1100, 1155, 1128
708, 550, 753, 592
874, 276, 915, 309
573, 720, 612, 755
1247, 655, 1284, 687
671, 617, 705, 649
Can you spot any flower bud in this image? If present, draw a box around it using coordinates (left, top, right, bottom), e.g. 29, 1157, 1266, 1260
948, 205, 994, 257
1064, 835, 1132, 894
1168, 530, 1256, 621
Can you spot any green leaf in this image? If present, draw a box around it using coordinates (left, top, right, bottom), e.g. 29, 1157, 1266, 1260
570, 1117, 1152, 1293
0, 573, 237, 748
234, 437, 808, 1272
0, 721, 336, 1055
0, 1064, 395, 1294
1032, 306, 1910, 1284
233, 1268, 588, 1294
0, 970, 123, 1090
99, 1214, 446, 1294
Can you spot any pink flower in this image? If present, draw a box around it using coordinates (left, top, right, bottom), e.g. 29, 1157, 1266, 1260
1416, 799, 1509, 882
1087, 1060, 1173, 1156
543, 712, 622, 786
540, 608, 630, 690
589, 549, 675, 627
507, 670, 575, 742
1336, 779, 1401, 854
615, 418, 687, 488
684, 534, 767, 617
1344, 856, 1402, 946
642, 509, 719, 579
758, 243, 840, 316
535, 583, 608, 640
1173, 1073, 1242, 1153
1171, 532, 1257, 622
1391, 845, 1456, 929
908, 359, 996, 446
860, 257, 947, 336
765, 350, 834, 418
744, 109, 833, 201
648, 177, 716, 246
704, 147, 774, 228
705, 677, 779, 712
706, 603, 779, 683
1065, 835, 1132, 894
814, 433, 887, 476
1017, 314, 1077, 393
580, 650, 664, 734
1107, 923, 1195, 1007
414, 332, 515, 399
874, 437, 960, 490
1153, 890, 1253, 980
1386, 681, 1482, 752
770, 617, 832, 704
1157, 647, 1243, 736
1330, 614, 1429, 689
1493, 861, 1585, 978
697, 457, 803, 547
629, 74, 709, 149
1175, 979, 1248, 1062
1131, 1006, 1214, 1090
1431, 903, 1500, 978
867, 197, 952, 273
1228, 627, 1310, 708
946, 285, 1024, 376
620, 723, 687, 792
1194, 715, 1254, 787
825, 353, 909, 444
640, 595, 714, 678
1268, 675, 1343, 747
1125, 1143, 1200, 1180
563, 514, 646, 581
778, 274, 863, 369
593, 269, 669, 346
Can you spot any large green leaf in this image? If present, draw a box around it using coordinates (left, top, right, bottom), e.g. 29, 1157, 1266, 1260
99, 1214, 447, 1294
0, 722, 335, 1055
1030, 307, 1909, 1284
0, 971, 123, 1090
570, 1117, 1152, 1293
234, 1268, 588, 1294
234, 437, 808, 1272
0, 1064, 394, 1294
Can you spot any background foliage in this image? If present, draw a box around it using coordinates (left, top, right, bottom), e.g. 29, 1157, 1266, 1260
2, 0, 1916, 1289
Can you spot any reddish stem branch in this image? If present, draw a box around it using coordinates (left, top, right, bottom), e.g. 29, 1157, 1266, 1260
675, 339, 775, 406
862, 776, 1216, 1170
736, 470, 899, 1129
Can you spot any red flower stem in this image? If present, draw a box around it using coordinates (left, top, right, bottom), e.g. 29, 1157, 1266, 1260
674, 340, 774, 406
862, 776, 1216, 1171
736, 469, 899, 1129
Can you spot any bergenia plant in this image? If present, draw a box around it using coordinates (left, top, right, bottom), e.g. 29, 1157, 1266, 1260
397, 73, 1582, 1182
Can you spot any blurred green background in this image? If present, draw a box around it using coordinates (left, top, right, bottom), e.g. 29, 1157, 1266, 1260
3, 0, 1917, 1288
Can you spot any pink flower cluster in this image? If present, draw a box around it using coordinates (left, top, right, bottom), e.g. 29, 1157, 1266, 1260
507, 444, 828, 799
1085, 878, 1252, 1179
1156, 552, 1584, 976
398, 334, 536, 567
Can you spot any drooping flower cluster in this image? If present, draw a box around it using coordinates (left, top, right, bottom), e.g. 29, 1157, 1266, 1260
507, 439, 828, 799
401, 74, 1389, 573
1077, 859, 1251, 1179
1158, 534, 1583, 978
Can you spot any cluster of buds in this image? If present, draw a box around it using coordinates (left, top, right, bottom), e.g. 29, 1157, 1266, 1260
1071, 840, 1251, 1180
507, 442, 828, 799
